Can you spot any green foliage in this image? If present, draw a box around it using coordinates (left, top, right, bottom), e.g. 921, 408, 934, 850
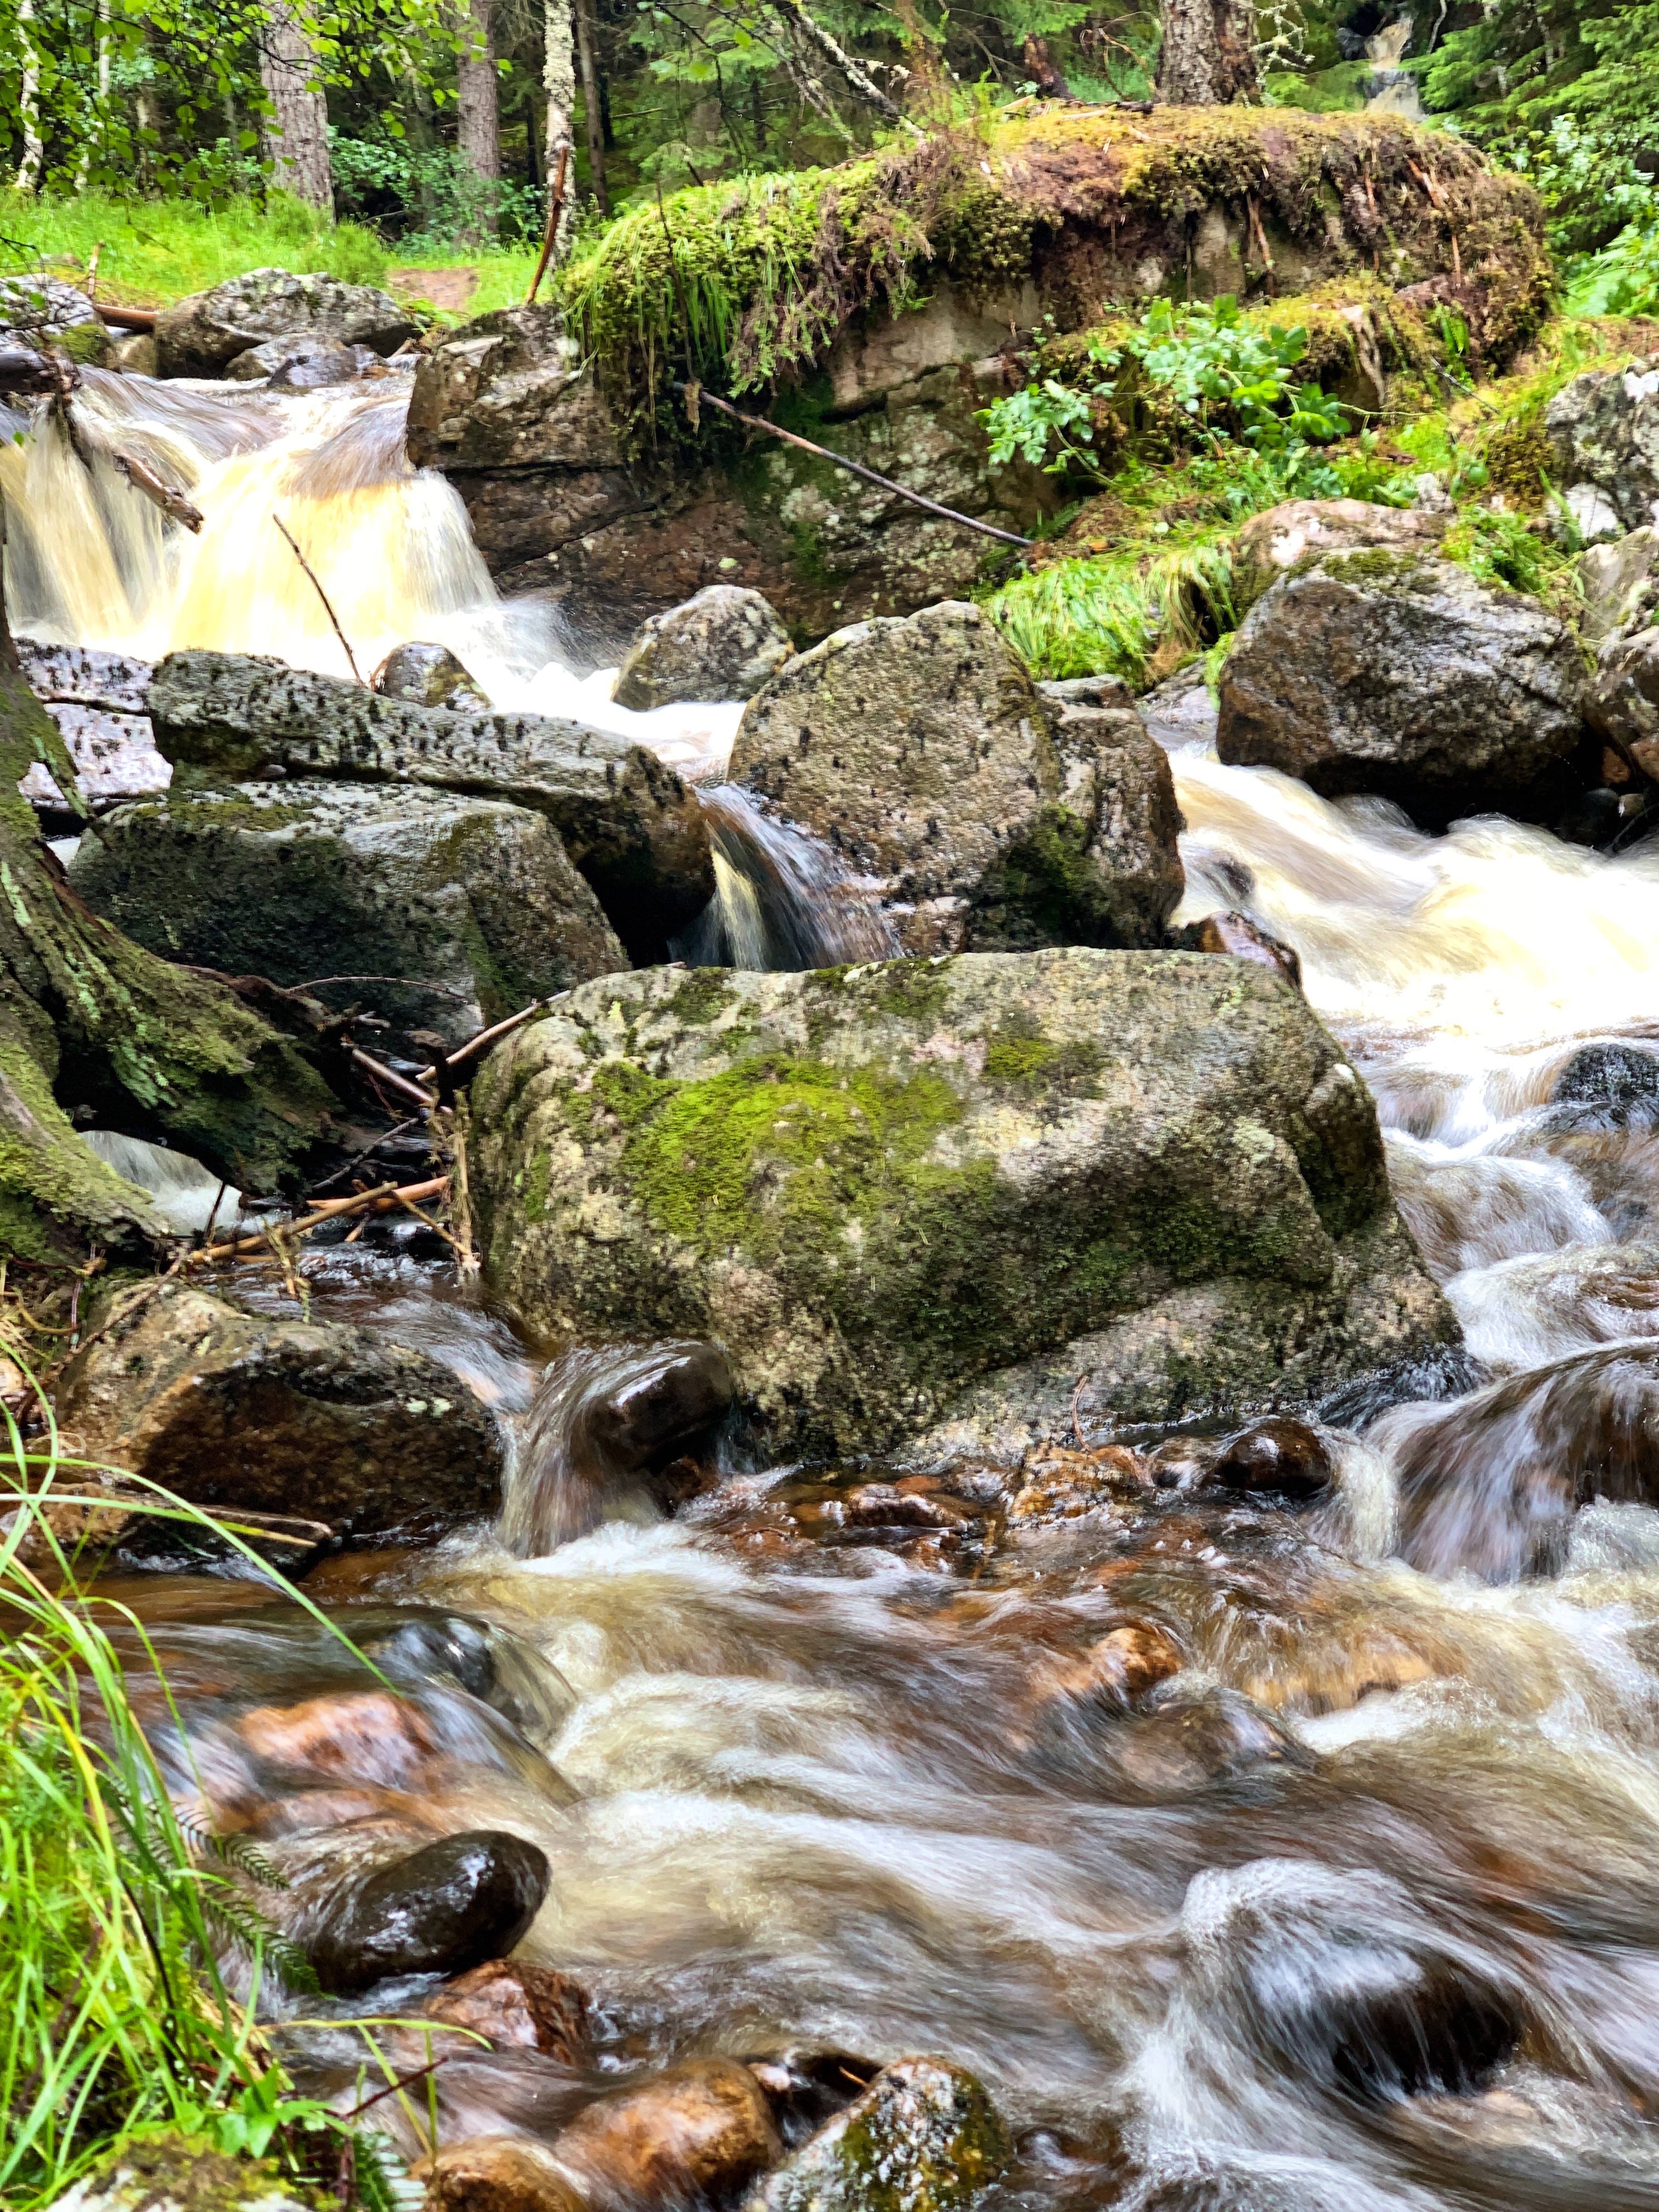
0, 187, 390, 301
1565, 219, 1659, 317
981, 538, 1235, 684
329, 135, 543, 253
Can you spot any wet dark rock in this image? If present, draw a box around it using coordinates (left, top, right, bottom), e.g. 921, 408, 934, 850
1555, 786, 1626, 848
224, 335, 377, 387
424, 2138, 586, 2212
1116, 1685, 1313, 1794
1210, 1418, 1334, 1500
305, 1827, 550, 1994
1328, 1967, 1520, 2102
155, 268, 415, 377
1544, 360, 1659, 537
728, 601, 1183, 953
69, 778, 627, 1054
0, 273, 113, 365
424, 1960, 590, 2061
614, 585, 794, 710
1217, 551, 1587, 827
146, 651, 714, 960
551, 2058, 782, 2208
748, 2056, 1010, 2212
50, 2134, 317, 2212
580, 1340, 735, 1474
1229, 497, 1448, 614
1549, 1041, 1659, 1128
707, 1471, 997, 1572
745, 2051, 880, 2146
56, 1282, 503, 1537
0, 1488, 332, 1579
374, 641, 492, 712
470, 952, 1458, 1462
1181, 909, 1303, 990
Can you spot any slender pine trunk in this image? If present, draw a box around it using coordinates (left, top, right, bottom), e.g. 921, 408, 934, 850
574, 0, 608, 218
455, 0, 501, 242
542, 0, 577, 265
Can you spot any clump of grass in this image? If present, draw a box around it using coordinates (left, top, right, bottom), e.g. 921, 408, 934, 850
983, 539, 1235, 685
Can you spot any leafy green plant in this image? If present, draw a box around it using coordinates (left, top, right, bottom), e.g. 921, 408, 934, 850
981, 537, 1235, 684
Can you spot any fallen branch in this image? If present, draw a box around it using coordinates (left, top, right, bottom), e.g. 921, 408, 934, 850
309, 1116, 426, 1197
769, 0, 924, 134
184, 1176, 450, 1266
415, 992, 568, 1085
673, 383, 1034, 550
351, 1044, 437, 1109
115, 452, 204, 534
274, 513, 365, 683
524, 142, 572, 308
95, 303, 156, 332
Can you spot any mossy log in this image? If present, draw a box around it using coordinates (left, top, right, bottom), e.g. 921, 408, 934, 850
0, 667, 338, 1264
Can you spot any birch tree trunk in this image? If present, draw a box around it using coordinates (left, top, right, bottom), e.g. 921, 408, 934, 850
543, 0, 577, 266
574, 0, 608, 218
456, 0, 501, 241
15, 0, 44, 191
1155, 0, 1259, 103
259, 0, 334, 213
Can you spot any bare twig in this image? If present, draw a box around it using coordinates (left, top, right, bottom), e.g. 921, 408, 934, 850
415, 994, 567, 1084
674, 383, 1034, 548
273, 513, 364, 683
769, 0, 924, 133
115, 451, 204, 533
350, 1045, 437, 1109
309, 1118, 425, 1198
524, 143, 572, 307
184, 1176, 450, 1266
293, 973, 472, 1000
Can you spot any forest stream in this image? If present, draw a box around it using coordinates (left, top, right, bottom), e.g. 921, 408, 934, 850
14, 362, 1659, 2212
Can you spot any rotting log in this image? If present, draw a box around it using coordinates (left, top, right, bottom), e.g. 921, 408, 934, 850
0, 666, 340, 1265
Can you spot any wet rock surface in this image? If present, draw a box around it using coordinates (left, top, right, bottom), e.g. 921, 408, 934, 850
146, 650, 713, 959
69, 778, 627, 1053
729, 602, 1183, 952
614, 585, 795, 710
1210, 1417, 1335, 1500
424, 2138, 587, 2212
1544, 359, 1659, 536
155, 268, 415, 377
424, 1960, 591, 2061
469, 950, 1457, 1459
1217, 550, 1587, 825
1179, 909, 1304, 990
56, 1283, 503, 1536
749, 2056, 1009, 2212
302, 1827, 550, 1994
374, 641, 492, 712
550, 2058, 782, 2208
1229, 496, 1448, 613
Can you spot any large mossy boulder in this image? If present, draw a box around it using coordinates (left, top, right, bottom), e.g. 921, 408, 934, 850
726, 601, 1183, 952
69, 780, 627, 1053
146, 651, 714, 961
467, 951, 1457, 1460
155, 268, 414, 377
1217, 550, 1587, 826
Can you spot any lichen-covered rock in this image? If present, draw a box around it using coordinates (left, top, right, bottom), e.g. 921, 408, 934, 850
69, 780, 627, 1053
146, 651, 713, 960
614, 585, 794, 709
468, 951, 1457, 1459
155, 268, 414, 377
0, 274, 113, 365
15, 639, 167, 814
748, 2057, 1009, 2212
1229, 496, 1447, 614
373, 640, 491, 711
551, 2059, 782, 2208
47, 2135, 320, 2212
727, 602, 1182, 952
1217, 550, 1587, 825
1544, 360, 1659, 536
55, 1282, 502, 1534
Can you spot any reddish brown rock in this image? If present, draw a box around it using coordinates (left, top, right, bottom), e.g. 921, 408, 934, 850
422, 2136, 586, 2212
1211, 1418, 1334, 1501
1191, 910, 1303, 991
425, 1960, 591, 2063
238, 1691, 447, 1792
549, 2058, 781, 2208
1007, 1442, 1152, 1525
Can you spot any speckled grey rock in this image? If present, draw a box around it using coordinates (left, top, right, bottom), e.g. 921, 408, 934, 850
69, 779, 627, 1052
747, 2058, 1009, 2212
613, 585, 794, 710
1217, 550, 1587, 825
15, 639, 167, 812
728, 601, 1183, 952
1544, 361, 1659, 535
155, 268, 414, 377
373, 640, 491, 712
469, 950, 1457, 1460
0, 273, 112, 365
224, 334, 377, 387
146, 650, 714, 960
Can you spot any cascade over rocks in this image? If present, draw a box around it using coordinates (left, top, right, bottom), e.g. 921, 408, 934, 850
154, 268, 415, 378
146, 651, 714, 960
1544, 361, 1659, 537
613, 585, 794, 710
727, 602, 1183, 953
56, 1282, 503, 1536
69, 780, 628, 1055
1217, 550, 1588, 826
467, 950, 1457, 1461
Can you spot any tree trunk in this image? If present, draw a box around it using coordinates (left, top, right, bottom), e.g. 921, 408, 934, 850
543, 0, 577, 266
1155, 0, 1259, 103
259, 0, 334, 213
15, 0, 43, 190
0, 669, 338, 1263
456, 0, 501, 241
574, 0, 608, 218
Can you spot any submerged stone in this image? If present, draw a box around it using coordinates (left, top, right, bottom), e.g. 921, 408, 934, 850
550, 2058, 782, 2207
424, 2139, 586, 2212
748, 2056, 1010, 2212
423, 1959, 591, 2061
303, 1828, 550, 1994
468, 951, 1456, 1462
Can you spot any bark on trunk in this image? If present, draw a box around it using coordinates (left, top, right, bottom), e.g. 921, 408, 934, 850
0, 670, 338, 1263
543, 0, 577, 267
259, 0, 334, 213
456, 0, 501, 241
1155, 0, 1259, 104
574, 0, 608, 217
